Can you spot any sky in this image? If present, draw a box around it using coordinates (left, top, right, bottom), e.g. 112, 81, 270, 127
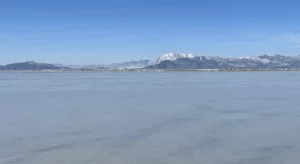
1, 0, 300, 64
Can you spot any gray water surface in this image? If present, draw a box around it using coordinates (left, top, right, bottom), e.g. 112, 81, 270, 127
1, 72, 300, 164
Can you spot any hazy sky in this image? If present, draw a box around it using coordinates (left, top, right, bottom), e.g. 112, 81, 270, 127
1, 0, 300, 64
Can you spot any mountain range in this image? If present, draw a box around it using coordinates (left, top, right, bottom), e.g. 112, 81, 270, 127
2, 53, 300, 70
105, 53, 300, 69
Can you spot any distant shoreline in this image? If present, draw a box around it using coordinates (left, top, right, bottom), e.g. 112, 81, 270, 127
1, 68, 300, 72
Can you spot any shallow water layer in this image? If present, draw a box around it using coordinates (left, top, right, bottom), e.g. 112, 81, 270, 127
1, 72, 300, 164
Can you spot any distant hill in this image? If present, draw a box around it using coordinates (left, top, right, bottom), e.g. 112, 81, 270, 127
54, 63, 105, 69
0, 61, 66, 70
105, 60, 150, 69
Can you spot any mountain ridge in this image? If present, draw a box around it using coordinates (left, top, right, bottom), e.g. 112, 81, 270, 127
0, 61, 66, 70
2, 53, 300, 70
99, 53, 300, 69
145, 54, 300, 69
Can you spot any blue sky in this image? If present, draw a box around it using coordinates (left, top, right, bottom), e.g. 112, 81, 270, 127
1, 0, 300, 64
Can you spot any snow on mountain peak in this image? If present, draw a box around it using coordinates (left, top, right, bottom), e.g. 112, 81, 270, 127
161, 53, 194, 60
148, 53, 194, 65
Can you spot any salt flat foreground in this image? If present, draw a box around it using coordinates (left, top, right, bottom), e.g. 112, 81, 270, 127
1, 72, 300, 164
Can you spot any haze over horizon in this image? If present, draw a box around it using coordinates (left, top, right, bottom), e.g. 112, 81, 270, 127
1, 0, 300, 65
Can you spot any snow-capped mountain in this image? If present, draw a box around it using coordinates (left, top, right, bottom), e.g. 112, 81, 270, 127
101, 53, 194, 69
147, 53, 194, 66
99, 53, 300, 69
146, 54, 300, 69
